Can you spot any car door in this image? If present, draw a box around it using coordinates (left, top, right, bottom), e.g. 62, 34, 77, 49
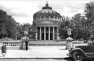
85, 44, 94, 56
89, 44, 94, 56
80, 45, 91, 53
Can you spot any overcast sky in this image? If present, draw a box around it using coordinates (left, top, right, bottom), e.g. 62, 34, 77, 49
0, 0, 93, 24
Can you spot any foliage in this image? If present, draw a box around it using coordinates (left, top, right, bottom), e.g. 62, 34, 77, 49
84, 1, 94, 39
16, 23, 36, 40
59, 16, 70, 39
59, 13, 90, 40
85, 2, 94, 20
0, 10, 18, 39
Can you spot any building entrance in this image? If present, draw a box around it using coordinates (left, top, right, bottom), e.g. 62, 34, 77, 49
42, 33, 44, 40
46, 33, 48, 40
50, 33, 53, 40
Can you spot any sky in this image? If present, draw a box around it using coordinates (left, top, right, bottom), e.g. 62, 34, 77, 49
0, 0, 93, 24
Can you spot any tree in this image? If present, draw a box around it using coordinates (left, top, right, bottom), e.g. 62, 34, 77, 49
0, 10, 18, 39
59, 16, 71, 39
0, 23, 7, 38
16, 23, 36, 40
85, 1, 94, 39
59, 2, 94, 40
70, 13, 90, 40
85, 2, 94, 20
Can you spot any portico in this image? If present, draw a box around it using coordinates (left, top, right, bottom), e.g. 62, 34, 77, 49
36, 26, 58, 40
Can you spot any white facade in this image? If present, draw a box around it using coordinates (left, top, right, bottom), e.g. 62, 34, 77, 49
33, 3, 61, 41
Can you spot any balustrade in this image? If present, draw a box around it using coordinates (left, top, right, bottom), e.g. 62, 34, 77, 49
0, 41, 21, 46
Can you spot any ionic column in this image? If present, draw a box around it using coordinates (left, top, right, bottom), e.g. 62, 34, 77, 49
36, 33, 37, 40
40, 27, 41, 40
44, 27, 46, 40
57, 27, 60, 40
53, 27, 54, 40
49, 27, 50, 40
57, 27, 58, 40
36, 27, 37, 40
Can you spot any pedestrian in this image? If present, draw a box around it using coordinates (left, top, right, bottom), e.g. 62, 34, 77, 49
20, 36, 25, 50
24, 36, 29, 50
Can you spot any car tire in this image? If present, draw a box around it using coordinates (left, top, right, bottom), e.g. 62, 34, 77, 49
73, 52, 84, 61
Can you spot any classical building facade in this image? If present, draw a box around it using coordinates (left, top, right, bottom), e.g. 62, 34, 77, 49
33, 3, 62, 41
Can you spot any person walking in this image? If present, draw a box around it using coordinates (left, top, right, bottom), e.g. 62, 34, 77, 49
20, 36, 25, 50
24, 36, 29, 50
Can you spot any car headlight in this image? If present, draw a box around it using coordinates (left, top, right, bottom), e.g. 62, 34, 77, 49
66, 42, 73, 51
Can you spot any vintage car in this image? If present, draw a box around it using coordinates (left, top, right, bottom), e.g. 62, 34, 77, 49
66, 41, 94, 61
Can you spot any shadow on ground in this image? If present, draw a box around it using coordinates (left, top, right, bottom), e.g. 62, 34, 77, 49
83, 58, 94, 61
64, 58, 94, 61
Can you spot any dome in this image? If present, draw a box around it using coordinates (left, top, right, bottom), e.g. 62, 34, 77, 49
33, 3, 61, 19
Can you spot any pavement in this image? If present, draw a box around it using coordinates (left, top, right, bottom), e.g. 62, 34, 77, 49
0, 59, 70, 61
0, 46, 69, 58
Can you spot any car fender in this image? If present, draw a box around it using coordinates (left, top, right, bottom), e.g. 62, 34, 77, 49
70, 48, 87, 57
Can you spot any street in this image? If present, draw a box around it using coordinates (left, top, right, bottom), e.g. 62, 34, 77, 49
0, 58, 73, 61
0, 46, 94, 61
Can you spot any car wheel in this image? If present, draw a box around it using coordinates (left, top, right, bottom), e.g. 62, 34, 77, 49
73, 52, 84, 61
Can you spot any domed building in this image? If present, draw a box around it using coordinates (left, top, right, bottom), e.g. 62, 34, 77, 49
33, 3, 62, 41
